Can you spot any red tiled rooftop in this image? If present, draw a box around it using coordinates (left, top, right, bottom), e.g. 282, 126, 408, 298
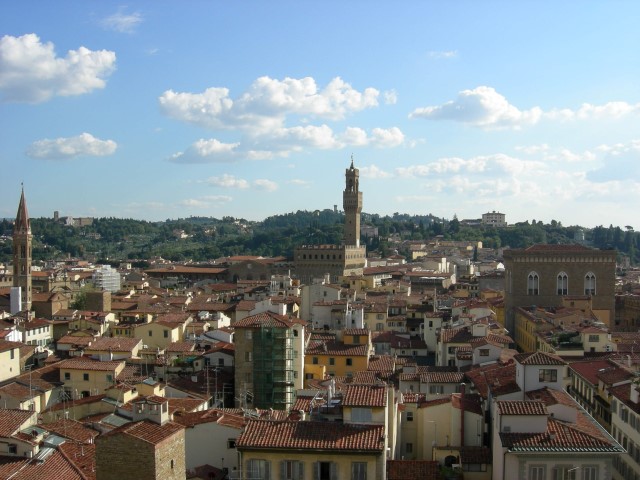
59, 357, 125, 371
514, 351, 566, 366
236, 420, 385, 452
0, 409, 35, 437
500, 418, 621, 452
101, 419, 184, 445
342, 385, 387, 407
497, 400, 548, 416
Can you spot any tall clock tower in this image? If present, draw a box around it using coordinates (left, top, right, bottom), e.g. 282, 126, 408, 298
343, 156, 363, 247
13, 187, 32, 312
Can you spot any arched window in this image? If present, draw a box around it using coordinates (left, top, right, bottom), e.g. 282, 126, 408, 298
585, 272, 596, 295
527, 272, 539, 295
557, 272, 568, 295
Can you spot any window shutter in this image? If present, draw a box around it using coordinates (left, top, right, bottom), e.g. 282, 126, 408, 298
330, 462, 338, 480
280, 461, 287, 479
313, 462, 320, 480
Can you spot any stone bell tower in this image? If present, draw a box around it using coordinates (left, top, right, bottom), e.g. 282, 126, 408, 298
13, 186, 32, 312
343, 155, 363, 247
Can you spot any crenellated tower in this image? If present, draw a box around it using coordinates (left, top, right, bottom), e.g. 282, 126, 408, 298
13, 186, 32, 311
343, 156, 363, 247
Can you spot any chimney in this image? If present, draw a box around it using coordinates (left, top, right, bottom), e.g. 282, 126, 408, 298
460, 383, 465, 447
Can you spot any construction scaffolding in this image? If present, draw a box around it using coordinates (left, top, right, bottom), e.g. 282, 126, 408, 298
252, 324, 295, 410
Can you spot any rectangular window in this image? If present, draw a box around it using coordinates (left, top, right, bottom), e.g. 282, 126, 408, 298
8, 444, 17, 455
429, 385, 445, 394
247, 459, 270, 480
346, 358, 353, 366
479, 349, 489, 356
83, 373, 89, 381
581, 465, 597, 480
353, 335, 360, 344
329, 358, 335, 366
281, 460, 304, 480
529, 466, 545, 480
552, 467, 576, 480
539, 369, 557, 383
10, 349, 14, 360
351, 462, 367, 480
148, 331, 152, 337
406, 443, 413, 453
64, 372, 71, 380
351, 407, 372, 423
312, 357, 318, 365
245, 330, 252, 340
163, 330, 169, 338
245, 352, 252, 362
106, 374, 113, 382
588, 335, 599, 342
227, 439, 236, 449
315, 461, 338, 480
407, 411, 413, 421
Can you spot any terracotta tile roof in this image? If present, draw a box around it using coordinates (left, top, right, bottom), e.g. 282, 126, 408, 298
567, 359, 612, 385
57, 335, 96, 347
236, 419, 385, 452
166, 341, 196, 353
42, 418, 98, 443
440, 327, 474, 344
0, 382, 33, 401
306, 341, 369, 357
100, 419, 184, 445
401, 392, 426, 403
526, 387, 579, 408
344, 328, 369, 336
0, 409, 35, 437
596, 367, 634, 385
421, 372, 465, 384
514, 351, 566, 366
59, 357, 125, 372
367, 355, 396, 372
233, 311, 305, 328
387, 460, 440, 480
84, 337, 141, 352
342, 385, 387, 407
173, 408, 246, 429
0, 449, 86, 480
497, 400, 548, 416
0, 340, 23, 353
352, 371, 382, 384
610, 383, 640, 415
500, 418, 622, 452
58, 442, 96, 480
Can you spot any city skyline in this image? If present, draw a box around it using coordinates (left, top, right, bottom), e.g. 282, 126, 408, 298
2, 2, 640, 229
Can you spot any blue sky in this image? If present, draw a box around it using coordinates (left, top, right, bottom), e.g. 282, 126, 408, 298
2, 2, 640, 229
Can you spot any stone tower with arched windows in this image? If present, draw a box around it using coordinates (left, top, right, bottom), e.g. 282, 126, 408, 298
343, 156, 363, 247
13, 187, 32, 312
294, 157, 367, 285
503, 244, 616, 333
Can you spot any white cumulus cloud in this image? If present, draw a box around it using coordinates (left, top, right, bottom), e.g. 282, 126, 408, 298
409, 86, 542, 129
204, 174, 250, 189
169, 139, 241, 164
253, 179, 278, 192
0, 34, 116, 103
179, 195, 232, 208
26, 133, 117, 159
159, 76, 379, 132
101, 8, 143, 33
359, 165, 392, 179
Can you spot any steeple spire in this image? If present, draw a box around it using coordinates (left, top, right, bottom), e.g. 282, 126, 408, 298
15, 184, 31, 234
